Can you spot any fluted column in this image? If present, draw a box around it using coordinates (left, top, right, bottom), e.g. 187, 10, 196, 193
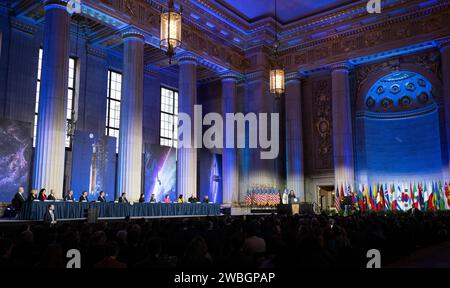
331, 63, 354, 192
285, 74, 305, 201
222, 74, 239, 206
117, 30, 144, 201
439, 39, 450, 177
33, 0, 70, 197
177, 56, 197, 199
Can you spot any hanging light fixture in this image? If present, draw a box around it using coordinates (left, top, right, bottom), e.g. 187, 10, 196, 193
269, 0, 285, 99
160, 0, 182, 64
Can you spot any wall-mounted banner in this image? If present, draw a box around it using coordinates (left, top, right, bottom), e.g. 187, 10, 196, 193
0, 119, 32, 202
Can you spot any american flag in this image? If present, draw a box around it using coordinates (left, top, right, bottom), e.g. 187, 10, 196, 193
335, 187, 341, 211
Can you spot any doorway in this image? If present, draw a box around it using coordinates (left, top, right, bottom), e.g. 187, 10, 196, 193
318, 185, 335, 211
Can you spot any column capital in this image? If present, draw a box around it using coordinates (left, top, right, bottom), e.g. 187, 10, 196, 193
437, 37, 450, 53
177, 55, 198, 66
285, 72, 304, 84
220, 71, 240, 82
330, 62, 353, 73
121, 26, 145, 42
44, 0, 70, 10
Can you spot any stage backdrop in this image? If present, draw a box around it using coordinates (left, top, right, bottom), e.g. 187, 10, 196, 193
144, 143, 176, 202
0, 119, 32, 202
71, 131, 116, 201
199, 149, 222, 204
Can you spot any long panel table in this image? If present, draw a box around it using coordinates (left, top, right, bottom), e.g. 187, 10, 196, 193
19, 201, 221, 220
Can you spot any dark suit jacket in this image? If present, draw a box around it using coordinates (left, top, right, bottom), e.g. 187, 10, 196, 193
47, 195, 56, 201
118, 197, 128, 203
98, 196, 106, 202
28, 195, 37, 202
43, 210, 57, 224
79, 195, 88, 202
11, 192, 26, 211
188, 197, 198, 203
64, 195, 74, 201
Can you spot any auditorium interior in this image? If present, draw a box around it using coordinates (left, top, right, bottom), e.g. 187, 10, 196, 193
1, 0, 450, 269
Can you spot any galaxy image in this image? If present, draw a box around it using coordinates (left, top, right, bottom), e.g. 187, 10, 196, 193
0, 119, 32, 202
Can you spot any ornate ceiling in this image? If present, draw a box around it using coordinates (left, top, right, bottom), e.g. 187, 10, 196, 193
215, 0, 357, 23
5, 0, 450, 80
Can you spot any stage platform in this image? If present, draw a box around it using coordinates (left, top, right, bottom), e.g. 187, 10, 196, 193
17, 201, 221, 221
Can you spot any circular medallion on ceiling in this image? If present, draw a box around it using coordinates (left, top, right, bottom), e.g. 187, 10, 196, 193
399, 96, 412, 108
380, 98, 394, 110
366, 96, 376, 109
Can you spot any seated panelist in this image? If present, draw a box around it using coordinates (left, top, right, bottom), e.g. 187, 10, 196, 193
64, 190, 74, 201
97, 191, 106, 202
118, 193, 128, 203
79, 191, 89, 202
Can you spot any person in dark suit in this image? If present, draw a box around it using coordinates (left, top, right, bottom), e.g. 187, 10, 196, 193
97, 191, 106, 202
28, 189, 38, 202
11, 187, 26, 212
64, 190, 74, 201
47, 190, 56, 201
149, 194, 157, 203
288, 190, 297, 204
202, 195, 210, 203
139, 193, 145, 203
188, 194, 198, 203
38, 189, 47, 201
43, 204, 57, 225
118, 193, 128, 203
79, 191, 88, 202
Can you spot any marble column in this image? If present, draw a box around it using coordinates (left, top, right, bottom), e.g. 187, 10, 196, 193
285, 74, 305, 201
331, 63, 354, 191
33, 0, 70, 197
117, 30, 144, 201
439, 40, 450, 177
177, 56, 198, 199
222, 74, 239, 206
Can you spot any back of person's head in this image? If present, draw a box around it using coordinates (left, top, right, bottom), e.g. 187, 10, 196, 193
147, 237, 162, 256
0, 238, 13, 257
105, 241, 120, 258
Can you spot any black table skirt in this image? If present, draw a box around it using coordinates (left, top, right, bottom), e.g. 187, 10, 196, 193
19, 201, 221, 220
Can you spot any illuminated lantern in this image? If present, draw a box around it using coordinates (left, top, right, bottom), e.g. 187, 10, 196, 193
270, 67, 285, 97
160, 0, 182, 63
269, 0, 284, 99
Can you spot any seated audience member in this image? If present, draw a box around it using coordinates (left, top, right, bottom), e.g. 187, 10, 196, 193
38, 188, 47, 201
43, 204, 57, 225
47, 190, 56, 201
11, 186, 26, 212
0, 238, 13, 268
202, 195, 210, 203
188, 194, 198, 203
64, 190, 74, 201
79, 191, 89, 202
97, 191, 106, 202
139, 193, 145, 203
28, 189, 38, 202
135, 237, 174, 268
94, 241, 126, 268
118, 193, 128, 203
164, 195, 171, 203
149, 193, 157, 203
177, 195, 184, 204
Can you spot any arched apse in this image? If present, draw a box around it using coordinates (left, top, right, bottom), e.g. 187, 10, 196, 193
355, 71, 442, 186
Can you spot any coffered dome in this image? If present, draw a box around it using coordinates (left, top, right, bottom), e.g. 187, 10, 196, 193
365, 71, 434, 114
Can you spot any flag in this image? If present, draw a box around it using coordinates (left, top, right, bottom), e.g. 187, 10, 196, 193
445, 182, 450, 210
412, 182, 419, 209
384, 183, 390, 210
438, 181, 446, 211
335, 186, 341, 211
